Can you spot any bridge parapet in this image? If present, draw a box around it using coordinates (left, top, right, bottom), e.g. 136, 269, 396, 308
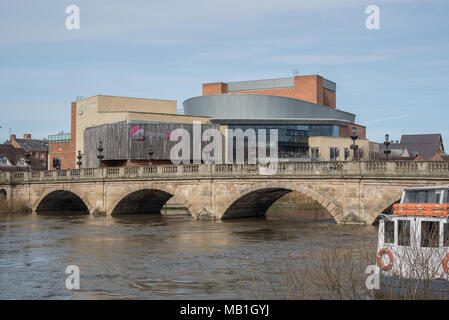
1, 161, 449, 184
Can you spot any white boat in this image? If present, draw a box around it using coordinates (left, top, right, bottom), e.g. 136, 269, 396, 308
377, 185, 449, 298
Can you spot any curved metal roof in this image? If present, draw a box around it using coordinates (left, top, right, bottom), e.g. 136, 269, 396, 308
183, 94, 355, 124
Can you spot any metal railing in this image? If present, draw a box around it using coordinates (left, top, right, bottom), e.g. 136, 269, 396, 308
1, 161, 449, 184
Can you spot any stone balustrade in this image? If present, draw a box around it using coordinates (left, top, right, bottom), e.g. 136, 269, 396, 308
1, 161, 449, 184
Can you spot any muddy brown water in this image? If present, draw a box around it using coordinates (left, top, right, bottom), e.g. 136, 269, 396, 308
0, 212, 377, 299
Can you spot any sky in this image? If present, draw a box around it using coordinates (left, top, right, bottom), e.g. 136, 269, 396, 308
0, 0, 448, 146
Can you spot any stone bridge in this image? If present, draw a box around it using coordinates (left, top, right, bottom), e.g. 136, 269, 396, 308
1, 161, 449, 224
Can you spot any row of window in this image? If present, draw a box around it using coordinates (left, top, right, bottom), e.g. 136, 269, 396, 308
403, 189, 449, 204
31, 152, 46, 159
384, 220, 449, 247
310, 147, 352, 160
0, 157, 25, 166
228, 125, 340, 142
48, 133, 71, 143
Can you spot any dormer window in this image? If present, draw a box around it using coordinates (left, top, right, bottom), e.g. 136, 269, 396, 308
18, 158, 25, 166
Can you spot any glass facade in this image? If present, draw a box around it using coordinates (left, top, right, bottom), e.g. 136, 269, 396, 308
228, 124, 340, 157
48, 133, 71, 143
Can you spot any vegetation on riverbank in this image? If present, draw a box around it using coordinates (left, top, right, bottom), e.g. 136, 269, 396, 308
0, 198, 30, 214
243, 234, 448, 300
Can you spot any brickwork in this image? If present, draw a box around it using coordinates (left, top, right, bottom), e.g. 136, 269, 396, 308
203, 75, 337, 108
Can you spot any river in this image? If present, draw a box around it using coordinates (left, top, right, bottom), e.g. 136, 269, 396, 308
0, 213, 378, 299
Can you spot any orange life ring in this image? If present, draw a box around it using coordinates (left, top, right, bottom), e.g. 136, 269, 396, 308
443, 253, 449, 273
377, 248, 394, 271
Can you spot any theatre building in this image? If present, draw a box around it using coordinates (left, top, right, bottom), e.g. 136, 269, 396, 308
183, 75, 366, 158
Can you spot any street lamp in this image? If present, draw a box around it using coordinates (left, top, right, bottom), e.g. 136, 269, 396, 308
24, 148, 32, 172
148, 145, 154, 166
384, 134, 391, 161
76, 150, 83, 169
350, 127, 359, 161
97, 141, 104, 168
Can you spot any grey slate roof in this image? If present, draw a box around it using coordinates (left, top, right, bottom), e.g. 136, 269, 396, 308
378, 134, 444, 159
13, 138, 49, 152
400, 134, 443, 159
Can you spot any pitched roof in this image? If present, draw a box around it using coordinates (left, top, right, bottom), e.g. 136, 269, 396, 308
400, 134, 443, 158
0, 144, 25, 165
13, 138, 49, 152
0, 144, 46, 170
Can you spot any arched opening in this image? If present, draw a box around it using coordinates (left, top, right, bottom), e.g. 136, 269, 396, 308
36, 190, 89, 215
0, 189, 6, 199
222, 188, 335, 222
266, 191, 334, 222
111, 189, 177, 215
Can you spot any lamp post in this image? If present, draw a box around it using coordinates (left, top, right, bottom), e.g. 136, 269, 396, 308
97, 141, 104, 168
76, 150, 83, 169
148, 145, 153, 166
350, 127, 359, 161
384, 134, 391, 161
24, 148, 32, 172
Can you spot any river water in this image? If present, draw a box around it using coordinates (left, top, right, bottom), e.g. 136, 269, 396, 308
0, 213, 378, 299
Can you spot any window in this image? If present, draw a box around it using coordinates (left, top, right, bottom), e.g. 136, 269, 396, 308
1, 157, 7, 165
384, 221, 395, 244
329, 147, 339, 161
404, 190, 441, 204
442, 190, 449, 203
310, 147, 319, 158
398, 220, 410, 246
18, 158, 25, 166
444, 223, 449, 247
421, 221, 440, 248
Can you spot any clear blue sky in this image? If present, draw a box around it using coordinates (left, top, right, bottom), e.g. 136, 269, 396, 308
1, 0, 448, 146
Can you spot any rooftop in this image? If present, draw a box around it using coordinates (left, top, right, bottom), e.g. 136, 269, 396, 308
9, 134, 49, 151
0, 144, 46, 170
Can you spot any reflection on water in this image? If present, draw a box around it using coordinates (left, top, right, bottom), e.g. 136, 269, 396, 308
0, 213, 377, 299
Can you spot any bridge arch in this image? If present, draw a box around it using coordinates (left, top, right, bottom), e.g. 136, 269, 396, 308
217, 182, 341, 222
107, 185, 194, 216
34, 188, 93, 214
365, 191, 403, 225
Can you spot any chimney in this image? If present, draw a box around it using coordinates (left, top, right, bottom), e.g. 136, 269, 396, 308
10, 134, 16, 142
24, 134, 31, 140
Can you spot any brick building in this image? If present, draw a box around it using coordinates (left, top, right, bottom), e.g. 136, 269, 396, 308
0, 144, 46, 171
203, 74, 337, 108
8, 134, 49, 169
48, 131, 76, 170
